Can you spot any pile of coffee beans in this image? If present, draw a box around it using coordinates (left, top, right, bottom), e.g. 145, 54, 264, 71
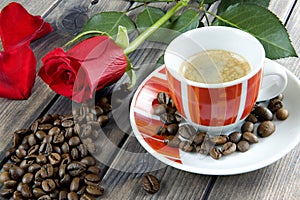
153, 92, 289, 160
71, 96, 112, 154
0, 114, 104, 200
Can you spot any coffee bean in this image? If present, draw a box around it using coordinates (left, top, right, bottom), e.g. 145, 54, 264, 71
20, 183, 33, 198
53, 131, 64, 144
27, 133, 37, 146
42, 179, 56, 192
178, 124, 197, 139
228, 132, 242, 143
85, 174, 101, 183
41, 114, 53, 124
42, 135, 53, 144
179, 141, 194, 152
22, 172, 34, 184
4, 180, 17, 188
65, 127, 74, 139
31, 120, 40, 133
13, 132, 22, 147
0, 188, 14, 198
38, 123, 53, 131
50, 189, 59, 199
33, 188, 46, 198
156, 126, 168, 136
153, 104, 167, 115
67, 162, 86, 176
36, 154, 48, 164
160, 113, 176, 125
0, 171, 10, 183
164, 136, 181, 148
157, 92, 170, 105
9, 166, 24, 180
97, 115, 109, 126
197, 139, 212, 155
174, 111, 182, 123
222, 142, 236, 155
3, 163, 16, 172
245, 113, 258, 123
87, 166, 101, 175
41, 164, 54, 178
35, 130, 47, 141
61, 119, 74, 128
5, 147, 16, 159
61, 154, 72, 165
28, 144, 39, 155
69, 136, 81, 146
13, 190, 23, 199
68, 191, 79, 200
268, 98, 283, 113
191, 132, 207, 145
71, 148, 79, 160
49, 152, 61, 165
15, 148, 27, 158
78, 143, 88, 158
59, 190, 67, 200
210, 135, 228, 145
242, 132, 259, 143
237, 140, 250, 152
276, 108, 289, 120
61, 142, 70, 154
241, 121, 254, 133
257, 121, 276, 137
210, 147, 222, 160
60, 174, 72, 186
80, 193, 96, 200
167, 124, 179, 135
70, 177, 81, 192
141, 174, 160, 194
38, 194, 51, 200
28, 163, 41, 173
81, 156, 96, 166
252, 106, 273, 121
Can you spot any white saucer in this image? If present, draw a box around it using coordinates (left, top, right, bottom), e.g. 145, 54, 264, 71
129, 59, 300, 175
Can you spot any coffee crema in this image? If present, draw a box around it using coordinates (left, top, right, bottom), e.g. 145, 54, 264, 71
179, 50, 251, 84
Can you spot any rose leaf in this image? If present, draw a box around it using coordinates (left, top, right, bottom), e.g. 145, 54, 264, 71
82, 12, 135, 38
214, 4, 297, 59
217, 0, 270, 14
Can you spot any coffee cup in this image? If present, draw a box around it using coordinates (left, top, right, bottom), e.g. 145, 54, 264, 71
164, 26, 287, 133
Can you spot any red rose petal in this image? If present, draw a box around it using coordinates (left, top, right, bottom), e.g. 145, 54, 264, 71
0, 45, 36, 99
0, 2, 53, 51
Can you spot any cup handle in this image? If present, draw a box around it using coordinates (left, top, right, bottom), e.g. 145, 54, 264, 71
257, 58, 288, 102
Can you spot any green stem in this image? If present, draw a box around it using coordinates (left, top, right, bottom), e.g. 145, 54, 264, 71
124, 0, 189, 55
64, 30, 108, 47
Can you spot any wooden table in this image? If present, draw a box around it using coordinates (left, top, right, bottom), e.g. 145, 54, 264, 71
0, 0, 299, 199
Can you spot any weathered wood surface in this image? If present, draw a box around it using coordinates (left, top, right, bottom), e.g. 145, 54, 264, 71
0, 0, 299, 200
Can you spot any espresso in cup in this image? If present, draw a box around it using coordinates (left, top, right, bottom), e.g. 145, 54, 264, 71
178, 50, 251, 84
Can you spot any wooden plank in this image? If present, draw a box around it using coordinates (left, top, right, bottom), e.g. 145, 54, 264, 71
207, 0, 300, 200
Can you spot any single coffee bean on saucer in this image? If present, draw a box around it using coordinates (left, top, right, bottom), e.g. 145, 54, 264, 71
179, 141, 194, 152
241, 121, 254, 133
276, 108, 289, 120
160, 113, 176, 125
237, 140, 250, 152
228, 132, 242, 143
164, 136, 181, 148
210, 135, 228, 145
178, 124, 197, 140
242, 132, 259, 143
268, 98, 283, 113
252, 106, 273, 122
141, 174, 160, 194
257, 121, 276, 137
222, 142, 236, 155
210, 147, 222, 160
167, 123, 179, 135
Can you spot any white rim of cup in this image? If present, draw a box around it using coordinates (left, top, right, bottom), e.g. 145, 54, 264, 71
164, 26, 266, 88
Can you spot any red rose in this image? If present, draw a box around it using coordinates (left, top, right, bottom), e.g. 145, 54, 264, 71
0, 2, 52, 100
38, 36, 128, 103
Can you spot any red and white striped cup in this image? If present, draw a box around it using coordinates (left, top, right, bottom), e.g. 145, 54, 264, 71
164, 27, 287, 133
